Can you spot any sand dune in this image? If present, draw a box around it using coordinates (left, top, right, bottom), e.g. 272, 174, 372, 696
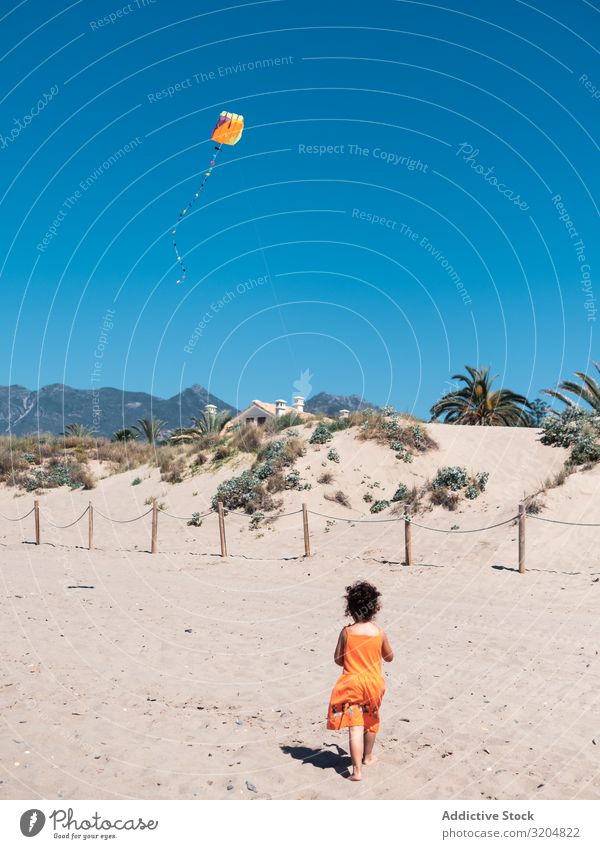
1, 424, 598, 799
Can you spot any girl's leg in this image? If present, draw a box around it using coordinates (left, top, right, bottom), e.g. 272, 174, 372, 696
347, 726, 364, 780
362, 729, 377, 764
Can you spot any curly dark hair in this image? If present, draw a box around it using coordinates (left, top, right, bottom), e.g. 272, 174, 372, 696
344, 580, 381, 622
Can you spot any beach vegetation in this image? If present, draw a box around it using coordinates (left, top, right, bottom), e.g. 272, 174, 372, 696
317, 470, 334, 484
370, 499, 390, 513
310, 422, 333, 444
132, 416, 166, 444
431, 366, 533, 426
540, 407, 600, 466
112, 427, 138, 442
61, 423, 95, 437
543, 362, 600, 413
324, 489, 351, 508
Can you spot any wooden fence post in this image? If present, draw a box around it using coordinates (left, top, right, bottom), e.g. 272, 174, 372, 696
302, 503, 311, 557
88, 502, 94, 550
217, 501, 227, 558
34, 499, 40, 546
404, 507, 412, 566
151, 499, 158, 554
518, 502, 526, 574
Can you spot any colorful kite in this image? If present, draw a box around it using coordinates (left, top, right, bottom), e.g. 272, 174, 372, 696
171, 111, 244, 283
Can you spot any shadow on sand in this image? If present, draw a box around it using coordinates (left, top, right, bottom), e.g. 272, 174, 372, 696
280, 743, 350, 775
491, 563, 520, 573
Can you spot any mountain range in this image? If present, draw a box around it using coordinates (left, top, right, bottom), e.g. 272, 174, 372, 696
303, 392, 379, 416
0, 384, 235, 438
0, 385, 379, 437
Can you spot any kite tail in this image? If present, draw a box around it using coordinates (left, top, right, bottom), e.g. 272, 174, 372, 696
171, 143, 223, 284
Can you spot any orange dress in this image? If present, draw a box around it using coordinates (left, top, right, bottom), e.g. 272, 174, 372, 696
327, 629, 386, 733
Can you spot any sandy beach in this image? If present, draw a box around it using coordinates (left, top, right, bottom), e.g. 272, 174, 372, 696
1, 423, 599, 800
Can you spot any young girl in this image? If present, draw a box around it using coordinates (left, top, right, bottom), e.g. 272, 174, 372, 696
327, 580, 394, 781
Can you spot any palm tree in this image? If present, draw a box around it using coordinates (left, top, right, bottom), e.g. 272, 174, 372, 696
132, 416, 166, 444
111, 427, 138, 442
431, 366, 533, 426
543, 362, 600, 412
61, 423, 94, 437
190, 408, 231, 434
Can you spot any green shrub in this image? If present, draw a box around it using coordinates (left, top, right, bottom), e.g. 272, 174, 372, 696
187, 512, 203, 527
432, 466, 469, 491
391, 484, 410, 502
327, 417, 352, 433
392, 443, 413, 463
212, 470, 273, 513
249, 512, 264, 529
265, 411, 303, 432
327, 447, 340, 463
370, 499, 390, 513
474, 471, 489, 491
541, 408, 600, 465
255, 461, 275, 480
24, 461, 95, 491
214, 435, 308, 510
570, 434, 600, 464
309, 423, 333, 444
360, 414, 437, 454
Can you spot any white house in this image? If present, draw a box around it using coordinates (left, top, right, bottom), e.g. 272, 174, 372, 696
226, 396, 312, 429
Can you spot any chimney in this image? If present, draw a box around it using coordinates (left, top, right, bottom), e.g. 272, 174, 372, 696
339, 409, 350, 419
292, 395, 305, 414
204, 404, 217, 416
275, 399, 287, 418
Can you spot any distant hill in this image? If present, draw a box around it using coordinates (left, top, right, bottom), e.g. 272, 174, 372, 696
305, 392, 380, 416
0, 384, 237, 437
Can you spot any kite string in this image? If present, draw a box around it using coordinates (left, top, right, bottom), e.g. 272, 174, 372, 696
171, 142, 222, 284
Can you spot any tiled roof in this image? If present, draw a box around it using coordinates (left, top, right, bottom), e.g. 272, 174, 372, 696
226, 400, 314, 428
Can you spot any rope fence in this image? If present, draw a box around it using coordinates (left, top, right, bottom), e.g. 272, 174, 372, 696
3, 498, 600, 571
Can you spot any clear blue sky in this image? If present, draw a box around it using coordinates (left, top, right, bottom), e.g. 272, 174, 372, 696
1, 0, 597, 416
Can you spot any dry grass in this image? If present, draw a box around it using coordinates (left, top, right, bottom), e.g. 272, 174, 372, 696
266, 471, 286, 493
430, 487, 460, 510
525, 495, 545, 515
156, 447, 188, 484
541, 464, 571, 490
228, 424, 263, 454
93, 440, 154, 472
324, 489, 351, 508
213, 443, 232, 462
317, 471, 334, 485
281, 436, 306, 464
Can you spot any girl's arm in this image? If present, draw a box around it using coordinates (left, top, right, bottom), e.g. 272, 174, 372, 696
334, 628, 347, 666
381, 630, 394, 662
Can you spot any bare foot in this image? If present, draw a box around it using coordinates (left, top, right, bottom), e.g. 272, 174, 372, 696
362, 755, 378, 766
347, 771, 362, 781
